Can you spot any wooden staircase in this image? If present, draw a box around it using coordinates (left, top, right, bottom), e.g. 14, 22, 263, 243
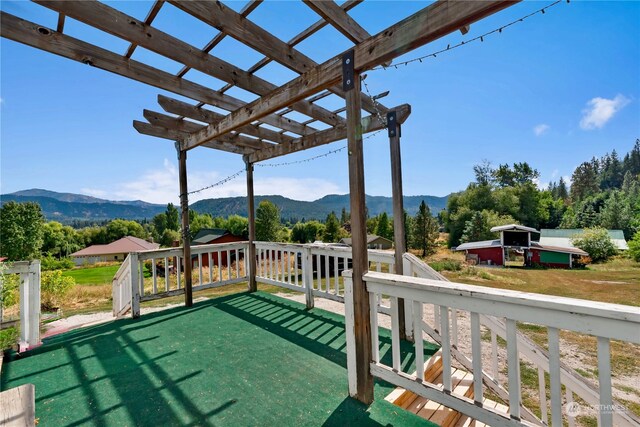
385, 351, 509, 427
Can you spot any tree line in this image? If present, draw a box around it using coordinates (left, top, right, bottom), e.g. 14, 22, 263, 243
442, 139, 640, 248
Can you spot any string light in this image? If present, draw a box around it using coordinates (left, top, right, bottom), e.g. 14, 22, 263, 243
187, 168, 245, 195
373, 0, 564, 71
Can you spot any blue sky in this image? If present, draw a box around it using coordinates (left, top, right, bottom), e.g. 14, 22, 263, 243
1, 1, 639, 204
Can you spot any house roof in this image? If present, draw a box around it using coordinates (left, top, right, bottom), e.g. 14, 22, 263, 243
192, 228, 228, 242
539, 229, 628, 250
529, 242, 588, 256
340, 234, 393, 246
71, 236, 159, 257
490, 224, 538, 233
454, 240, 502, 251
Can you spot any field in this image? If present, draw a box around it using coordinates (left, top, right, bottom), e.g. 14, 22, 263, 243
62, 264, 120, 285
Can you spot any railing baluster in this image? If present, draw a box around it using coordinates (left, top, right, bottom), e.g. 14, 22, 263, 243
207, 252, 213, 283
451, 308, 458, 349
566, 388, 576, 427
413, 300, 424, 381
227, 249, 231, 281
538, 366, 548, 425
287, 251, 291, 284
470, 312, 483, 403
294, 252, 299, 287
391, 296, 401, 371
139, 260, 144, 295
506, 318, 521, 420
198, 253, 203, 286
434, 304, 441, 334
491, 329, 500, 383
324, 254, 330, 293
270, 249, 275, 280
235, 249, 240, 278
176, 256, 181, 289
333, 255, 339, 295
164, 257, 169, 291
548, 326, 562, 427
370, 291, 379, 363
217, 251, 222, 282
597, 337, 613, 427
152, 257, 157, 294
440, 305, 452, 392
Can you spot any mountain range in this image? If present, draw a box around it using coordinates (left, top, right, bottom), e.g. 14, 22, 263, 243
1, 189, 449, 224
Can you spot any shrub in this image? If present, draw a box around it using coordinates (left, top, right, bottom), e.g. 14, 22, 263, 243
0, 327, 18, 351
430, 259, 462, 272
0, 273, 20, 309
41, 270, 75, 310
628, 232, 640, 262
41, 254, 75, 271
571, 228, 617, 263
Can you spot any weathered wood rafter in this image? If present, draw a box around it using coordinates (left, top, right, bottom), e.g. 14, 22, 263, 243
0, 12, 314, 137
142, 110, 272, 151
249, 104, 411, 163
35, 1, 343, 128
132, 121, 252, 155
157, 95, 294, 145
181, 0, 518, 151
302, 0, 370, 44
168, 0, 385, 115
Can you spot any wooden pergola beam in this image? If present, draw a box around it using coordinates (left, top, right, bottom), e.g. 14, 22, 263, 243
35, 1, 342, 128
123, 0, 164, 59
143, 110, 273, 151
168, 0, 385, 115
0, 12, 315, 137
157, 95, 294, 145
249, 104, 411, 163
132, 121, 252, 155
182, 1, 517, 151
303, 0, 370, 44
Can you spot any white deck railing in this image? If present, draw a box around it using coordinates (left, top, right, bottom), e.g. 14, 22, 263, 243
345, 265, 640, 427
0, 260, 41, 349
255, 242, 394, 308
112, 254, 133, 318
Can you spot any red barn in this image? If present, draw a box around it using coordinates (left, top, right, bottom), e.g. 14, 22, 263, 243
191, 228, 246, 268
455, 240, 504, 266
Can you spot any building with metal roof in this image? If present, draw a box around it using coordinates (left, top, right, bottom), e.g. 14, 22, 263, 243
540, 229, 629, 251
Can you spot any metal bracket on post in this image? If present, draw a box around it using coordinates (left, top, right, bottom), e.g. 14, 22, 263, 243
342, 50, 355, 91
387, 111, 398, 138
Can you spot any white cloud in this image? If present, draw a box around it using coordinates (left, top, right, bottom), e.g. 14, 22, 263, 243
579, 94, 630, 130
550, 169, 559, 179
79, 159, 344, 204
533, 124, 550, 136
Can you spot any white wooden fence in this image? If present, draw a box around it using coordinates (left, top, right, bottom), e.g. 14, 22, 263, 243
114, 242, 249, 317
254, 242, 395, 308
0, 260, 41, 349
345, 257, 640, 427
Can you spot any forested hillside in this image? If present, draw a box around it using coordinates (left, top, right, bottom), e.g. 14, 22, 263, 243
443, 140, 640, 247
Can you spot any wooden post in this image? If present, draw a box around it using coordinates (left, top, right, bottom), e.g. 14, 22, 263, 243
345, 60, 374, 404
178, 144, 193, 307
388, 112, 407, 341
245, 156, 257, 292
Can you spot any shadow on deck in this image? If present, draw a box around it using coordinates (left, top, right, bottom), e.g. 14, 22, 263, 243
1, 292, 438, 426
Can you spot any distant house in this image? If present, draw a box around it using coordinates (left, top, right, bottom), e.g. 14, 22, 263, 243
191, 228, 246, 268
71, 236, 159, 266
455, 224, 588, 269
340, 234, 393, 250
540, 229, 628, 251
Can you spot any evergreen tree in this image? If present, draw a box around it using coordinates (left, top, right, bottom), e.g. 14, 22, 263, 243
255, 200, 281, 242
557, 177, 569, 200
375, 212, 393, 240
165, 203, 180, 231
600, 191, 632, 238
412, 201, 438, 257
323, 212, 341, 242
340, 208, 349, 225
570, 162, 600, 202
0, 202, 46, 261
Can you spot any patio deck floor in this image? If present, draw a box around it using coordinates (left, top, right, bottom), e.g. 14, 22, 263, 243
1, 291, 438, 426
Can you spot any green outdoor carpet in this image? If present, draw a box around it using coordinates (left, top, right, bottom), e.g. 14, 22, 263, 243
1, 292, 439, 426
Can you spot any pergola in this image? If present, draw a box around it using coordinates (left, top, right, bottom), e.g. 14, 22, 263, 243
1, 0, 518, 404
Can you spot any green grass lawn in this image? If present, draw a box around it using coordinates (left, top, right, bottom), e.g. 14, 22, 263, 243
62, 264, 121, 286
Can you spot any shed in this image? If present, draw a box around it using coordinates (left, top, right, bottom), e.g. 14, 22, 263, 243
528, 243, 588, 269
540, 229, 628, 251
455, 240, 504, 266
191, 228, 246, 268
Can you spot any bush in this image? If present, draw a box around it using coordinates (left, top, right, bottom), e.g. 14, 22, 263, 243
0, 327, 18, 351
0, 273, 20, 309
430, 259, 462, 272
629, 232, 640, 262
41, 270, 75, 310
571, 228, 617, 263
41, 254, 75, 271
